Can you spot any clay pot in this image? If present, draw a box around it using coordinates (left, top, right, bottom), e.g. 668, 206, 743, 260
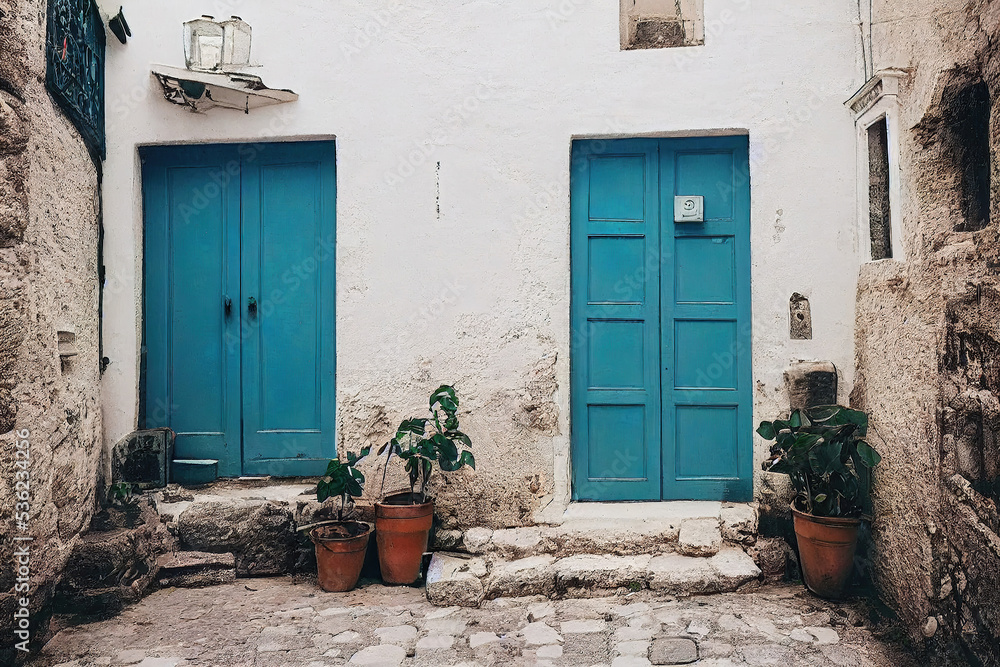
311, 521, 373, 592
375, 492, 433, 585
791, 504, 861, 599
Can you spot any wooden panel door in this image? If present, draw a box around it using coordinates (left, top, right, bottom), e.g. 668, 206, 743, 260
142, 141, 337, 477
570, 136, 752, 501
570, 139, 662, 501
661, 136, 752, 501
240, 142, 337, 476
142, 145, 242, 476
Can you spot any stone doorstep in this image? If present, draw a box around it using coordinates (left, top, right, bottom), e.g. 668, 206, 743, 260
156, 551, 237, 588
426, 548, 763, 608
461, 502, 758, 559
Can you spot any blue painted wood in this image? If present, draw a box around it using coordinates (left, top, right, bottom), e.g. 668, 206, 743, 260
142, 144, 242, 477
241, 142, 337, 476
661, 136, 752, 502
142, 141, 336, 477
571, 140, 661, 501
571, 136, 752, 502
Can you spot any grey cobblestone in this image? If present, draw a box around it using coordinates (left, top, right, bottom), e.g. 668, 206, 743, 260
28, 579, 915, 666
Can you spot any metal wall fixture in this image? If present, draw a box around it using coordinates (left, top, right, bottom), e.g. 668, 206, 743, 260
183, 15, 251, 72
152, 15, 297, 113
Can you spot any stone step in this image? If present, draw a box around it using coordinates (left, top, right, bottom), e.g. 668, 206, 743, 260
454, 502, 757, 559
156, 550, 237, 588
426, 548, 762, 608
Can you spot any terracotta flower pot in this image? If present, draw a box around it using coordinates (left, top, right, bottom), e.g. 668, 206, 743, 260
375, 492, 433, 585
791, 504, 861, 599
311, 521, 373, 592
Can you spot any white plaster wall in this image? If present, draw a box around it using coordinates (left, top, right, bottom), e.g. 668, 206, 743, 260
99, 0, 864, 521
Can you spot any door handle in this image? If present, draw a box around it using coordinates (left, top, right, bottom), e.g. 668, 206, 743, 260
224, 295, 232, 315
248, 296, 257, 317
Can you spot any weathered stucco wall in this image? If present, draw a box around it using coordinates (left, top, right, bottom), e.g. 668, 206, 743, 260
0, 0, 103, 661
100, 0, 865, 528
854, 1, 1000, 662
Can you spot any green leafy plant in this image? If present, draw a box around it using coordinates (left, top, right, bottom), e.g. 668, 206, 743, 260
107, 481, 136, 507
317, 448, 370, 522
758, 405, 882, 518
378, 385, 476, 504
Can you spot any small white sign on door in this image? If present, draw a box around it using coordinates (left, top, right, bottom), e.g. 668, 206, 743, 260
674, 195, 704, 223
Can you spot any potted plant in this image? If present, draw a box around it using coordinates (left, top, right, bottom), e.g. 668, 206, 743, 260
375, 385, 476, 585
758, 405, 882, 599
309, 449, 373, 592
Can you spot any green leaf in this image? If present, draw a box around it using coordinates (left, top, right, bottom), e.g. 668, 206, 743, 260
762, 458, 793, 475
346, 478, 363, 498
756, 422, 776, 440
808, 440, 845, 476
430, 385, 458, 414
814, 493, 828, 503
397, 418, 428, 436
433, 434, 459, 462
856, 441, 881, 467
789, 411, 802, 428
460, 450, 476, 469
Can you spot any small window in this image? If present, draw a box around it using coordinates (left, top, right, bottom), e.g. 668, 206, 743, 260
867, 118, 892, 260
620, 0, 704, 50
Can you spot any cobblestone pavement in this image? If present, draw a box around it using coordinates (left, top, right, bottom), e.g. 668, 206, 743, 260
29, 578, 918, 667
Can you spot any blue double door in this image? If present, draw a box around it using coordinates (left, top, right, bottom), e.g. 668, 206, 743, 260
571, 136, 752, 502
142, 141, 337, 477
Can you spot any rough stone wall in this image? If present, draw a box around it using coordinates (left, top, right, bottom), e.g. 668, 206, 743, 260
339, 347, 560, 530
0, 0, 103, 661
853, 1, 1000, 662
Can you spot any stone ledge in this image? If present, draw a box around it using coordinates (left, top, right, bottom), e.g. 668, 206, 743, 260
429, 548, 763, 606
459, 502, 757, 559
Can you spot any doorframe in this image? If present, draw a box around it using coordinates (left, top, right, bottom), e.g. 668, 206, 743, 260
138, 138, 338, 477
567, 133, 754, 503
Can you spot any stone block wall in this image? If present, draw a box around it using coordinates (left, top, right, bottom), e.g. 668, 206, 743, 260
0, 0, 103, 662
854, 1, 1000, 663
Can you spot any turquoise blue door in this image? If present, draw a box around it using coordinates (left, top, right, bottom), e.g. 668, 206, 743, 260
571, 136, 752, 502
142, 141, 337, 477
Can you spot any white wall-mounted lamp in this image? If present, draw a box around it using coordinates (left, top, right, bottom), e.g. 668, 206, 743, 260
183, 15, 252, 72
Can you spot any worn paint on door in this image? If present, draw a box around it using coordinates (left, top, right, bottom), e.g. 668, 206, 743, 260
570, 136, 752, 502
142, 141, 336, 477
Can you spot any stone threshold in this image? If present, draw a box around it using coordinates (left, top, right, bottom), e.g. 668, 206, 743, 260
459, 501, 758, 559
426, 548, 763, 608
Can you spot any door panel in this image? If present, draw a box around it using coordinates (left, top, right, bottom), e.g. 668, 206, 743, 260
661, 137, 752, 501
571, 139, 662, 501
142, 146, 242, 477
571, 136, 752, 502
241, 143, 337, 476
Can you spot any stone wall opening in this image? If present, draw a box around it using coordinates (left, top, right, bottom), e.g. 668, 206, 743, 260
941, 291, 1000, 505
619, 0, 704, 50
867, 117, 893, 259
942, 78, 992, 232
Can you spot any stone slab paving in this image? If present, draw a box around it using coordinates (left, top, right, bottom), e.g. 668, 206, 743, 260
28, 578, 917, 667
